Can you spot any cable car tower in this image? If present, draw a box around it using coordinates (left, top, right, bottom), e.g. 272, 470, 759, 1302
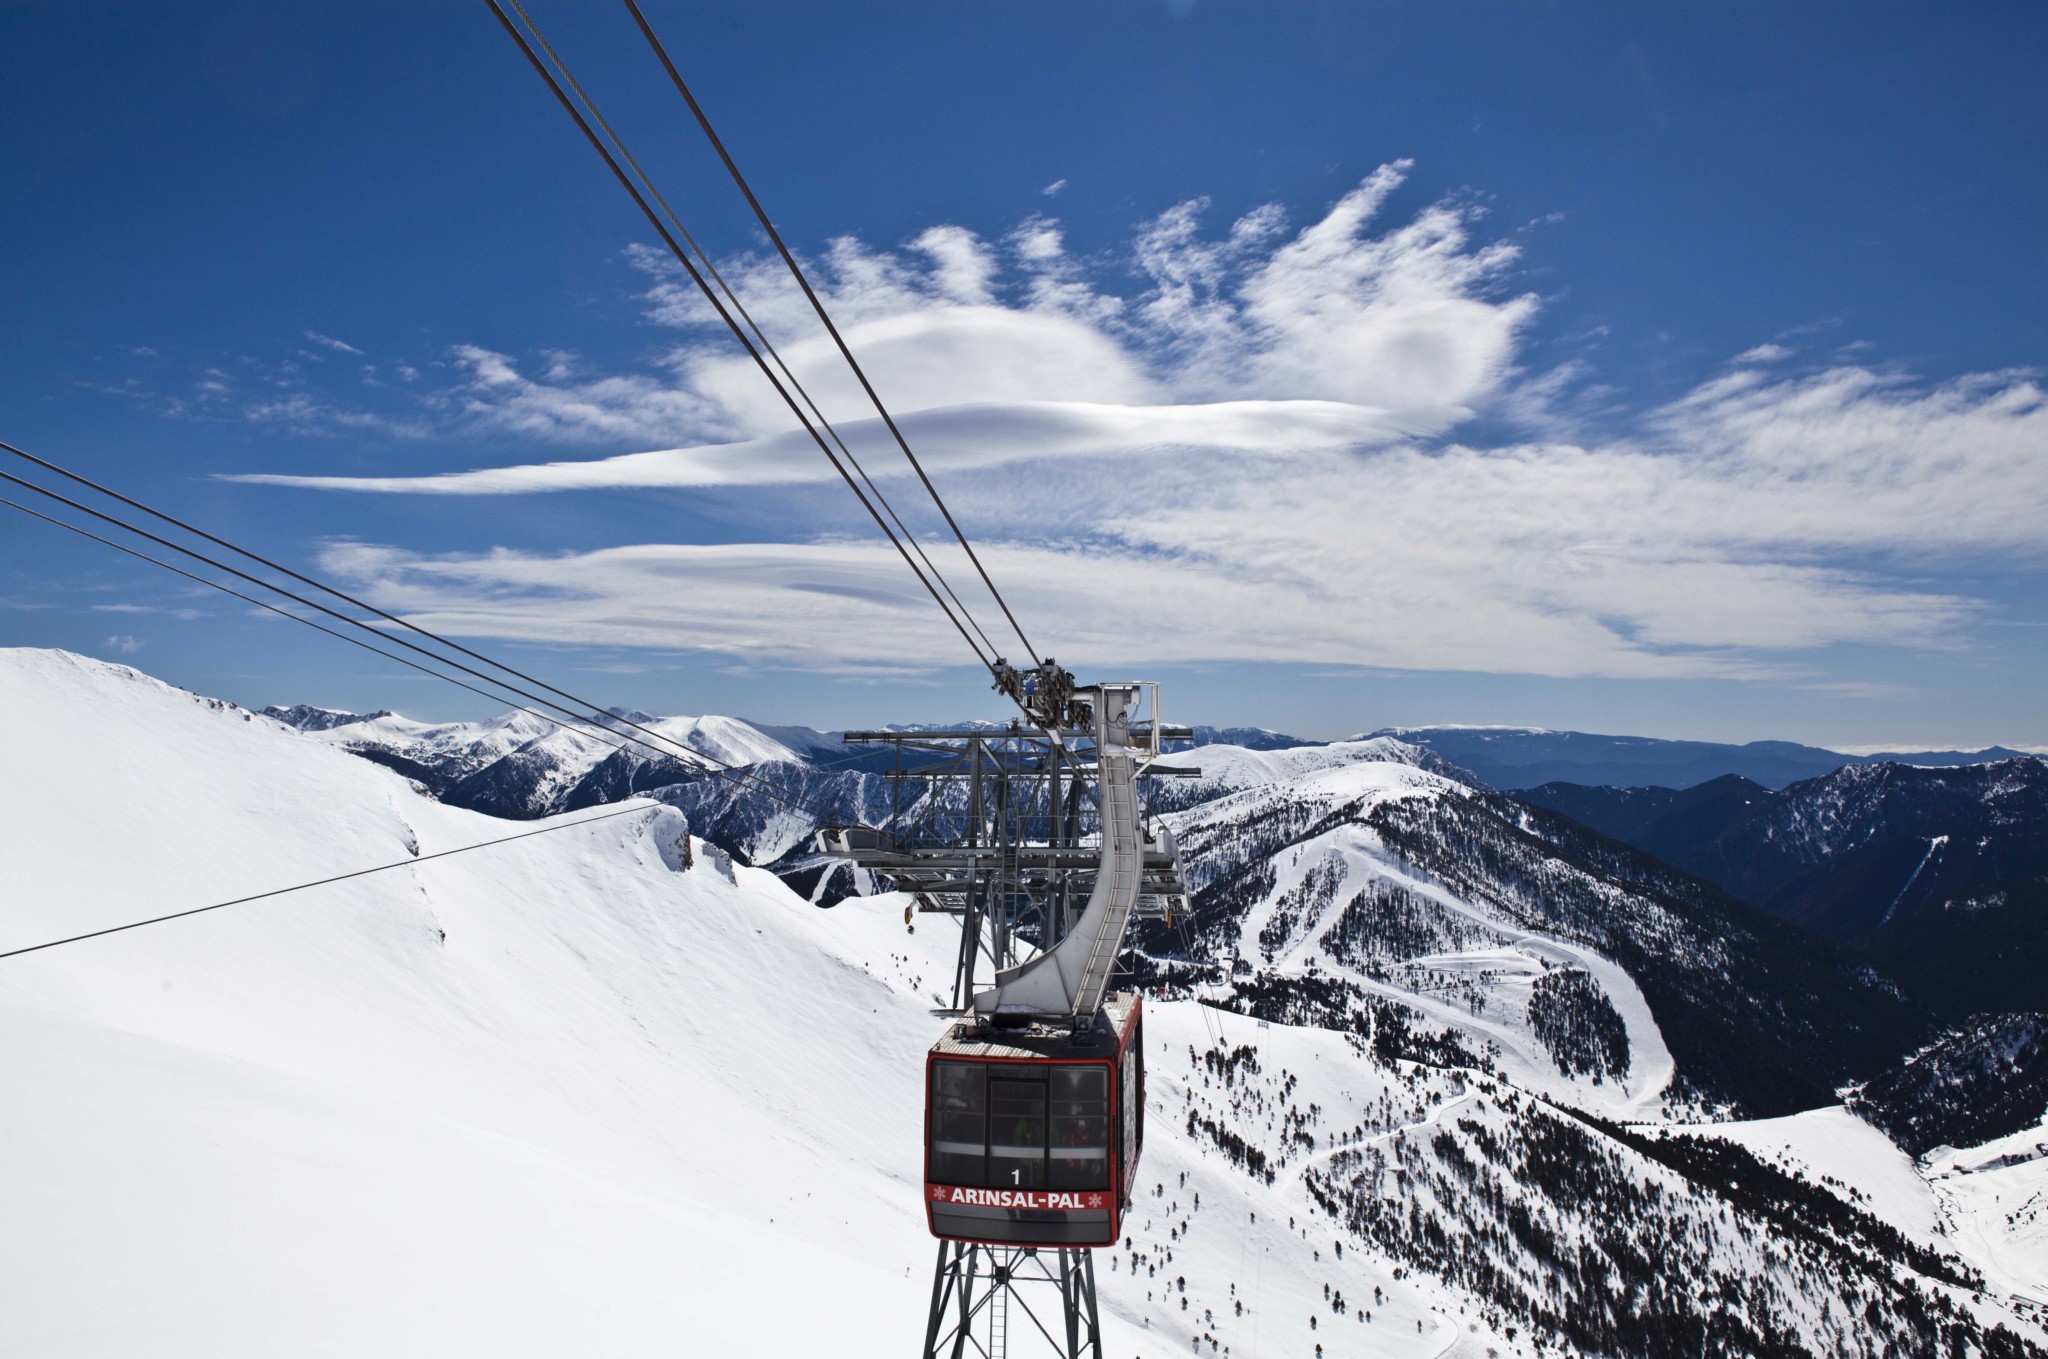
822, 662, 1192, 1358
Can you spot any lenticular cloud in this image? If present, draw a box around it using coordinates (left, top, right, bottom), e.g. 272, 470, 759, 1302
228, 164, 2048, 681
234, 162, 1534, 492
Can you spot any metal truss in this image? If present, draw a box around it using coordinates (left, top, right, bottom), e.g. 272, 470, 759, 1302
922, 1243, 1101, 1359
825, 715, 1192, 1011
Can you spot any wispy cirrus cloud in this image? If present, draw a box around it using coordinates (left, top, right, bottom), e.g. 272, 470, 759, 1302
242, 390, 428, 439
312, 530, 1968, 680
224, 162, 2048, 683
425, 344, 729, 447
304, 330, 363, 355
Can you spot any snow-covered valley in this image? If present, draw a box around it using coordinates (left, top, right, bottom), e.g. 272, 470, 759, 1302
4, 649, 2045, 1357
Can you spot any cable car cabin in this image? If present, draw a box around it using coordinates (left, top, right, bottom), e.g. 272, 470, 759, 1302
924, 992, 1143, 1247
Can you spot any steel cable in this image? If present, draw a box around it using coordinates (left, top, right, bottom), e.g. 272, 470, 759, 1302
0, 492, 656, 756
483, 0, 1002, 676
0, 464, 839, 819
505, 0, 1006, 666
0, 803, 659, 961
621, 0, 1044, 667
1, 437, 821, 799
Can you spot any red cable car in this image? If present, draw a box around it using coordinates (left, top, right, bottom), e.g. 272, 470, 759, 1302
923, 992, 1144, 1247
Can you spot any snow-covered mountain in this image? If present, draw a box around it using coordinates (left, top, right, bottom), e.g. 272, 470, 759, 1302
262, 701, 930, 834
1518, 759, 2048, 1016
1144, 754, 1937, 1119
8, 648, 2047, 1357
3, 651, 950, 1355
1851, 1014, 2048, 1158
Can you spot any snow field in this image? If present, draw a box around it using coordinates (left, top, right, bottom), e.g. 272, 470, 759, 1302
1700, 1106, 1942, 1242
0, 650, 949, 1355
7, 649, 2045, 1356
1927, 1123, 2048, 1310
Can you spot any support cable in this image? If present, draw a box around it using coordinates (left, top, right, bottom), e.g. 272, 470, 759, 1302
504, 0, 1005, 665
0, 464, 691, 767
0, 466, 837, 819
1, 436, 823, 798
0, 493, 661, 770
481, 0, 1000, 676
0, 803, 658, 961
0, 497, 630, 753
621, 0, 1043, 667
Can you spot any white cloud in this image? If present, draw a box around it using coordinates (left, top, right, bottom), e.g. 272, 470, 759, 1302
1733, 343, 1792, 364
311, 519, 1961, 682
295, 357, 2043, 680
243, 391, 425, 439
102, 634, 144, 654
1641, 365, 2048, 556
1226, 165, 1534, 414
226, 399, 1402, 494
240, 165, 1524, 480
305, 330, 363, 356
93, 603, 204, 620
229, 165, 2048, 683
427, 344, 728, 446
1040, 178, 1068, 197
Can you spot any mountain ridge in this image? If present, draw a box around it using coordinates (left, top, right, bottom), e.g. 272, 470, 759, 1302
1515, 759, 2048, 1017
7, 646, 2044, 1356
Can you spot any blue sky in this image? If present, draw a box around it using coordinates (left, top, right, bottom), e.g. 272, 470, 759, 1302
3, 1, 2044, 747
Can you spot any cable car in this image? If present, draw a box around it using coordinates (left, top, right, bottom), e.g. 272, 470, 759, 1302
924, 992, 1144, 1247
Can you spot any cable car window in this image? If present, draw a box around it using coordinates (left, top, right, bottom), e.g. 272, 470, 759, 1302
988, 1078, 1047, 1189
1134, 1022, 1145, 1154
930, 1061, 987, 1185
1120, 1030, 1141, 1194
1048, 1065, 1110, 1190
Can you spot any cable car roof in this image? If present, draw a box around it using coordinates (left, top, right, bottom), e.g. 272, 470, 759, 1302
931, 993, 1139, 1061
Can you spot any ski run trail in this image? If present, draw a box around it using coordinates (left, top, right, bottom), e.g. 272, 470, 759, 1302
1, 648, 2042, 1356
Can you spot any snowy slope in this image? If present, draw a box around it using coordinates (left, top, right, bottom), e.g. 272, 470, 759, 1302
277, 702, 806, 802
309, 706, 566, 781
1170, 757, 1676, 1119
0, 649, 1558, 1359
1155, 734, 1455, 800
0, 650, 947, 1356
6, 650, 2045, 1358
1699, 1105, 1944, 1241
1929, 1125, 2048, 1315
1150, 743, 1930, 1120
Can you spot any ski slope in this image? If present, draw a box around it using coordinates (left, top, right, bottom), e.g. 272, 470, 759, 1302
0, 650, 1485, 1358
4, 649, 2040, 1357
0, 650, 936, 1355
1929, 1124, 2048, 1316
1171, 757, 1678, 1120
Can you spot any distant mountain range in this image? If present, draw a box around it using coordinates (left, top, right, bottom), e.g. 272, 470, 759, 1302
1356, 725, 2035, 792
266, 705, 2032, 804
1515, 761, 2048, 1019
